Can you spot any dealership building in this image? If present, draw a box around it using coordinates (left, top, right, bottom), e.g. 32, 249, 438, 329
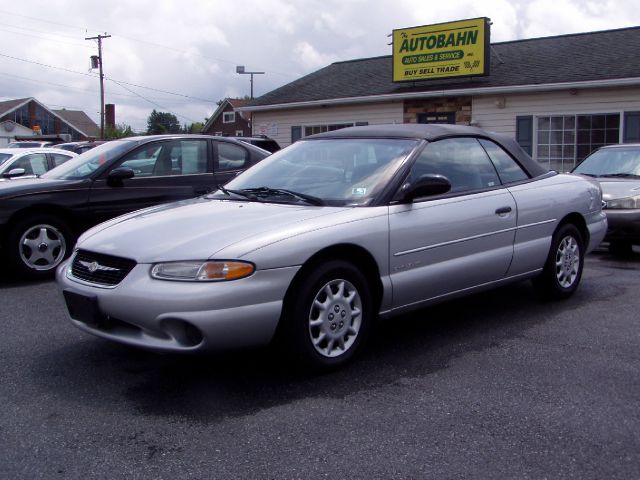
242, 24, 640, 172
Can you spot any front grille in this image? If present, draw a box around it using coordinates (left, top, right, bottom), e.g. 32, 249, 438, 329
71, 249, 137, 286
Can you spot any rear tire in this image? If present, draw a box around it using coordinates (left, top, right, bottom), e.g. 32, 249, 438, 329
532, 223, 584, 300
6, 214, 74, 279
280, 260, 373, 371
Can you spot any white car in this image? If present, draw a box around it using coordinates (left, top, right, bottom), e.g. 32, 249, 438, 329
0, 148, 77, 179
57, 124, 607, 370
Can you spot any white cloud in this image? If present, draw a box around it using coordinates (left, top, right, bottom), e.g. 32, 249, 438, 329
0, 0, 637, 130
293, 41, 340, 70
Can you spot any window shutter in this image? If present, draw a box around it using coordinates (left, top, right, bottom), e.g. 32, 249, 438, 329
623, 112, 640, 143
291, 126, 302, 143
516, 116, 533, 156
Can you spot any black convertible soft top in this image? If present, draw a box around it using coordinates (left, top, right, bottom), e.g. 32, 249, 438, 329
308, 124, 548, 178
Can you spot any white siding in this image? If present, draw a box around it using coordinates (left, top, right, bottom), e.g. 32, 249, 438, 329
251, 102, 404, 147
472, 87, 640, 137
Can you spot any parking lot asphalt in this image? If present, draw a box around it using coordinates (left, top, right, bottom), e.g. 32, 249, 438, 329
0, 248, 639, 479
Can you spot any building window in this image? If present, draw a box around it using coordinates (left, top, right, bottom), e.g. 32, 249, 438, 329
291, 122, 368, 143
223, 112, 235, 124
536, 113, 619, 172
235, 130, 244, 136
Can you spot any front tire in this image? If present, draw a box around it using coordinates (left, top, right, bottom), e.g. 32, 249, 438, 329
281, 260, 373, 370
6, 214, 74, 279
533, 223, 584, 300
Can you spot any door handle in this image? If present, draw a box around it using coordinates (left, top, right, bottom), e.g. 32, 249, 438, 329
495, 206, 512, 215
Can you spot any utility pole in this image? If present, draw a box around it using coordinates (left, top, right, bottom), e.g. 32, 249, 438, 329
85, 33, 111, 139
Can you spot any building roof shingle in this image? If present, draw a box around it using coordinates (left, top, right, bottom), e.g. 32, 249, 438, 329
53, 109, 100, 138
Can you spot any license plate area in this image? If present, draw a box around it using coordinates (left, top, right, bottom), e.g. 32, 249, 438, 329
63, 291, 105, 328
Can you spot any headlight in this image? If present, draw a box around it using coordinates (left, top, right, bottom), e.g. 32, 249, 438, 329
150, 260, 255, 281
605, 194, 640, 209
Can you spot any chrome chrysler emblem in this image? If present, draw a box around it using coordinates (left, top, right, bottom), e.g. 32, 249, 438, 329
79, 260, 119, 273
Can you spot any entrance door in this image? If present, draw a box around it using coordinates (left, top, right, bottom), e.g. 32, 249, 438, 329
417, 112, 456, 124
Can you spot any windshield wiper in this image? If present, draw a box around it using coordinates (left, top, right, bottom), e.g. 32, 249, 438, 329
240, 187, 325, 206
600, 173, 640, 178
212, 184, 258, 201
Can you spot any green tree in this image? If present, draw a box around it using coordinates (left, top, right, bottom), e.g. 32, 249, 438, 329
147, 110, 181, 135
181, 122, 205, 133
104, 122, 135, 139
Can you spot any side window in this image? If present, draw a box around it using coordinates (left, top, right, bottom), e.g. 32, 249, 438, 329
14, 153, 48, 175
217, 142, 248, 171
120, 144, 162, 176
119, 140, 208, 177
409, 138, 501, 194
479, 139, 529, 184
177, 140, 208, 174
50, 153, 73, 167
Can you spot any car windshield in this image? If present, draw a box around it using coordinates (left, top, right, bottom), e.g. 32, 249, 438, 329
219, 138, 418, 206
0, 153, 12, 165
42, 139, 138, 180
573, 147, 640, 177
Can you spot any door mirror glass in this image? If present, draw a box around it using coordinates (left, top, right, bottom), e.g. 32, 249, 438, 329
401, 174, 451, 202
4, 168, 26, 178
107, 167, 135, 185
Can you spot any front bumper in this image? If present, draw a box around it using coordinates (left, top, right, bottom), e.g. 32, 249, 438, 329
603, 209, 640, 243
57, 259, 300, 353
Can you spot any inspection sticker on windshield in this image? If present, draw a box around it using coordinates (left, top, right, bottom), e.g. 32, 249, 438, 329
352, 187, 367, 196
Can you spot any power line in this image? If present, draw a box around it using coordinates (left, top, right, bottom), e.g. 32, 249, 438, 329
0, 23, 93, 49
108, 78, 197, 124
0, 72, 203, 104
0, 51, 218, 102
0, 8, 296, 79
0, 52, 97, 78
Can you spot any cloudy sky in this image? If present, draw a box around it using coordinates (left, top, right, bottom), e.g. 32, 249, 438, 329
1, 0, 639, 132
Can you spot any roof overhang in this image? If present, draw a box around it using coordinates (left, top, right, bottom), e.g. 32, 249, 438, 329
238, 77, 640, 113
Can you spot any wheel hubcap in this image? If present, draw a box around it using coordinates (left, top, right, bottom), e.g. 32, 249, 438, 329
555, 235, 580, 288
308, 279, 362, 358
19, 224, 66, 271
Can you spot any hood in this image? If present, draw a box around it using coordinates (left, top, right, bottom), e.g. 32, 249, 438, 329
597, 178, 640, 200
76, 197, 345, 263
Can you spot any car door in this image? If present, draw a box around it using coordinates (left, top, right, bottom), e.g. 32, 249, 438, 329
388, 137, 517, 309
87, 138, 215, 223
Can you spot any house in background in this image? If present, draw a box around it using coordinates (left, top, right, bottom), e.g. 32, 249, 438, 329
202, 98, 252, 136
0, 97, 100, 146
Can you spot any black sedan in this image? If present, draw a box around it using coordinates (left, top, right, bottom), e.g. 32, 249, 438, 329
0, 135, 270, 278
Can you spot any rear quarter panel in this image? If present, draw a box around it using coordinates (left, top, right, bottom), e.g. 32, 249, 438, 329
507, 173, 602, 276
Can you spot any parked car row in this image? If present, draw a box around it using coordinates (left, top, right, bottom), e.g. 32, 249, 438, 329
0, 135, 270, 278
2, 125, 636, 370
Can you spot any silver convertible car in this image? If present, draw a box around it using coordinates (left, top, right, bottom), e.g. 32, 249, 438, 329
57, 125, 607, 369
